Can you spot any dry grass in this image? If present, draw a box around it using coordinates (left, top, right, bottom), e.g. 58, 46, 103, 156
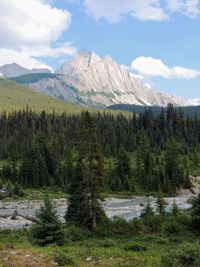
0, 249, 54, 267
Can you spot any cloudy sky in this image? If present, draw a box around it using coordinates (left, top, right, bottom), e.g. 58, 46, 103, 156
0, 0, 200, 99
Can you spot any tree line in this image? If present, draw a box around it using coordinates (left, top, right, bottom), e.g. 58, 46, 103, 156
0, 105, 199, 194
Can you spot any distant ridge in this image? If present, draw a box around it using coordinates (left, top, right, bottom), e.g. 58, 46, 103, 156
108, 103, 200, 116
0, 63, 51, 78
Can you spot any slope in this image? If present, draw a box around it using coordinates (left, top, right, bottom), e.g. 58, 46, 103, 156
0, 78, 129, 116
0, 78, 89, 114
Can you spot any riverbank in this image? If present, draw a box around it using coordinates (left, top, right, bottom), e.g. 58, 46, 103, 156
0, 194, 194, 230
1, 176, 199, 230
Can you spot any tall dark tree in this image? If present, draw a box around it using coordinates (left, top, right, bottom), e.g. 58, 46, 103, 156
115, 145, 133, 191
67, 112, 105, 229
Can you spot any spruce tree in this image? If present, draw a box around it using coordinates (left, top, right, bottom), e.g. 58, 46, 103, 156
29, 194, 64, 246
115, 146, 133, 191
141, 197, 154, 219
156, 190, 166, 215
66, 157, 90, 226
66, 112, 105, 229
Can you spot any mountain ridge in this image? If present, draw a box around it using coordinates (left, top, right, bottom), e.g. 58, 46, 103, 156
0, 50, 192, 108
0, 63, 51, 78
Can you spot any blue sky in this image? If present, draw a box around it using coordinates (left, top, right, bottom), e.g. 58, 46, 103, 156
0, 0, 200, 100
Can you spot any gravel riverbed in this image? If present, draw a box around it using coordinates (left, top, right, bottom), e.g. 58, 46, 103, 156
0, 194, 194, 230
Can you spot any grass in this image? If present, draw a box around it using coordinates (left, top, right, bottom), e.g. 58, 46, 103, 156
0, 78, 130, 116
0, 229, 199, 267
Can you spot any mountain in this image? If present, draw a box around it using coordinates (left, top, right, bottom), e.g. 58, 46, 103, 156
187, 98, 200, 106
8, 51, 186, 107
0, 63, 51, 78
0, 73, 4, 78
55, 50, 186, 107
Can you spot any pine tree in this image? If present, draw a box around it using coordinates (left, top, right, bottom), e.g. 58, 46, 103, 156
66, 112, 105, 229
156, 190, 166, 215
115, 146, 133, 191
66, 157, 90, 226
29, 194, 64, 246
141, 197, 154, 219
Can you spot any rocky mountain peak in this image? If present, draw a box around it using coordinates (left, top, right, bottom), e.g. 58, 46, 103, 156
55, 50, 186, 107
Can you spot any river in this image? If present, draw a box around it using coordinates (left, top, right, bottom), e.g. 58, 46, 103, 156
0, 194, 194, 230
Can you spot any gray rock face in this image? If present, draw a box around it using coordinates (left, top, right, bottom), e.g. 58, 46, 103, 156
0, 63, 51, 77
55, 50, 186, 107
3, 51, 187, 107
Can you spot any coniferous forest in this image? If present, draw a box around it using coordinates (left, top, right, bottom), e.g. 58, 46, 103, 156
0, 104, 199, 195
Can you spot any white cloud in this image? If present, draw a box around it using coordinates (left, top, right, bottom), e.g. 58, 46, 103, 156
167, 0, 200, 18
0, 48, 51, 70
83, 0, 168, 22
22, 43, 76, 58
0, 0, 75, 69
131, 56, 200, 79
81, 0, 200, 22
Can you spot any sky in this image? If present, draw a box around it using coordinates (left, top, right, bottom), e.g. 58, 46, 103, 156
0, 0, 200, 100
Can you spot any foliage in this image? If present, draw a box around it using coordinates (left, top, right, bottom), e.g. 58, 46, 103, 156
66, 112, 105, 229
29, 194, 64, 246
140, 197, 154, 219
161, 244, 200, 267
54, 252, 74, 266
0, 105, 198, 194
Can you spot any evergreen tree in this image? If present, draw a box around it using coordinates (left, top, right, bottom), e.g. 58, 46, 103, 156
141, 197, 154, 219
115, 146, 133, 191
66, 112, 105, 229
66, 157, 90, 226
156, 190, 166, 215
29, 194, 64, 246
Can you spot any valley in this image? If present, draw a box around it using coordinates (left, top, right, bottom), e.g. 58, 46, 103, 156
1, 0, 200, 266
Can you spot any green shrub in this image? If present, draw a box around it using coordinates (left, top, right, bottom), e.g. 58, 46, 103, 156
143, 215, 163, 232
161, 244, 200, 267
162, 220, 181, 234
64, 225, 91, 241
54, 252, 74, 266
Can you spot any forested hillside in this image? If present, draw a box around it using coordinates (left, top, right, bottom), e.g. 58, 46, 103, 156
0, 106, 199, 195
108, 103, 200, 116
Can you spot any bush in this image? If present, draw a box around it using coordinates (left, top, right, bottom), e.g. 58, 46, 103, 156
191, 215, 200, 233
161, 244, 200, 267
143, 215, 163, 232
162, 220, 181, 234
54, 252, 74, 266
64, 225, 91, 241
